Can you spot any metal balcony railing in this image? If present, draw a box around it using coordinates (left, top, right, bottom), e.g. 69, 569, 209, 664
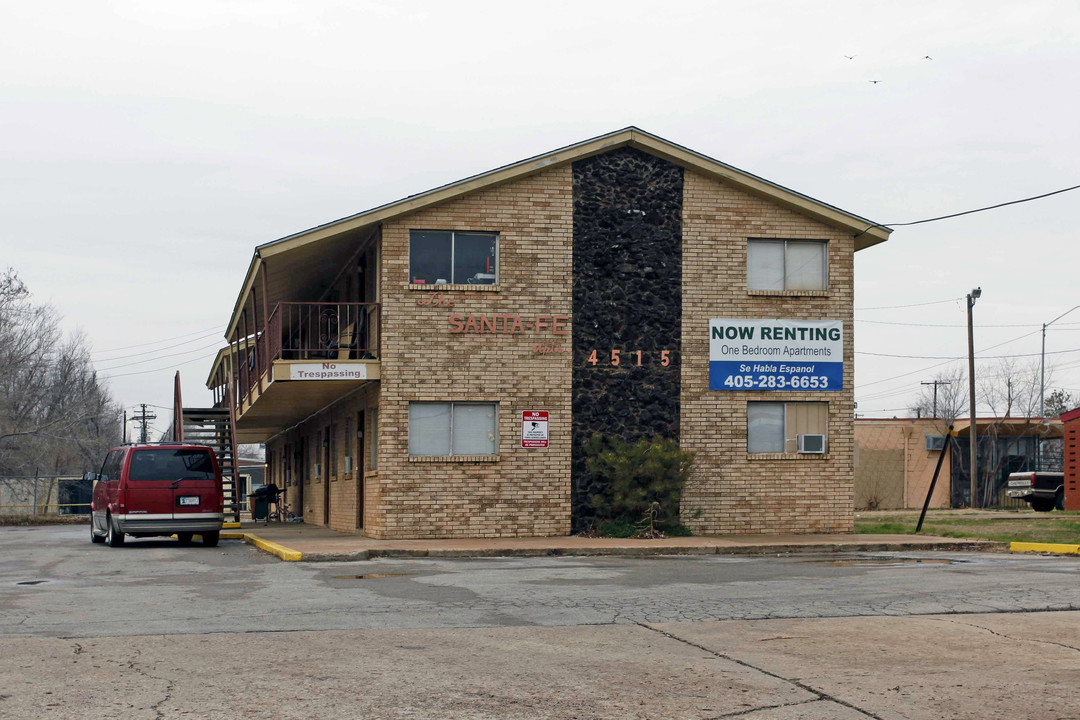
232, 302, 380, 404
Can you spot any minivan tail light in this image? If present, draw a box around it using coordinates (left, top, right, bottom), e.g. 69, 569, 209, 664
118, 486, 126, 509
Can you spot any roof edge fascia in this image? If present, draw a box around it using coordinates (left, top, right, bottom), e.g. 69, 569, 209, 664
224, 126, 892, 337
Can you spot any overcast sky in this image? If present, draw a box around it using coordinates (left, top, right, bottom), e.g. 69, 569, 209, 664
3, 0, 1079, 437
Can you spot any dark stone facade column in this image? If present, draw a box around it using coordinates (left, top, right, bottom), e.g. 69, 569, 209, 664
571, 147, 684, 530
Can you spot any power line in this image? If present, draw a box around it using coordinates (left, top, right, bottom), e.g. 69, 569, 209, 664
881, 183, 1080, 228
856, 319, 1080, 329
98, 350, 220, 380
857, 346, 1080, 361
855, 297, 962, 311
854, 327, 1047, 391
92, 331, 224, 362
91, 324, 224, 354
855, 182, 1080, 237
94, 340, 224, 372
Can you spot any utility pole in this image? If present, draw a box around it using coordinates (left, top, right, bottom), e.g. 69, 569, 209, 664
967, 287, 981, 508
1041, 304, 1080, 419
123, 410, 127, 443
131, 404, 157, 444
921, 380, 952, 419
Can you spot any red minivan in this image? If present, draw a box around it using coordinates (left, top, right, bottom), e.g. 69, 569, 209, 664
89, 443, 225, 547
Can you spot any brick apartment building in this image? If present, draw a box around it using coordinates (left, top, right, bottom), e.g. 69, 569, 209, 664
205, 128, 891, 538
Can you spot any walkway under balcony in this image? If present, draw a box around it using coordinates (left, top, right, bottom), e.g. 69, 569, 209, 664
209, 302, 380, 442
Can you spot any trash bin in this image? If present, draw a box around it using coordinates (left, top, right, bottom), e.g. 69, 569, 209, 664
250, 493, 269, 521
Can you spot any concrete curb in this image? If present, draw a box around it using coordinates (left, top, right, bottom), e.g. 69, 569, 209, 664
221, 532, 303, 561
295, 540, 1007, 563
1010, 541, 1080, 555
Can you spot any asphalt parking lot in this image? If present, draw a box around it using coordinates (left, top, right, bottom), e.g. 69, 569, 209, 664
2, 525, 1079, 719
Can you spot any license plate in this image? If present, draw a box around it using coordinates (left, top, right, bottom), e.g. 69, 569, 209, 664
1007, 480, 1030, 487
179, 496, 200, 506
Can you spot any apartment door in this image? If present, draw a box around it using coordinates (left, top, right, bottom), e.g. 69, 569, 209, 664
293, 440, 304, 515
356, 410, 365, 529
323, 427, 331, 526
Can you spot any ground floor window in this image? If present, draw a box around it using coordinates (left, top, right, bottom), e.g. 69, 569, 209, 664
747, 401, 828, 454
409, 402, 497, 457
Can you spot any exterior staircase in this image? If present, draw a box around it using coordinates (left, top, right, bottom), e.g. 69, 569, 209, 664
172, 372, 242, 522
180, 408, 241, 522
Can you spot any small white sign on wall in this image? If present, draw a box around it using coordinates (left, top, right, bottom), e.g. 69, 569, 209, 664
289, 363, 368, 381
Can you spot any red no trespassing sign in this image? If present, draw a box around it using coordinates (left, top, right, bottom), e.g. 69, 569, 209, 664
521, 411, 549, 448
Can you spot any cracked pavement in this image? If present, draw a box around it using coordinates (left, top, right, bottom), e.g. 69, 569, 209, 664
1, 525, 1079, 718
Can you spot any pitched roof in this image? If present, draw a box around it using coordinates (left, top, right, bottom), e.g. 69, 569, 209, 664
225, 126, 892, 338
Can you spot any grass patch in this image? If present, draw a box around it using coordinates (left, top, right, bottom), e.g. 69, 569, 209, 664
856, 512, 1080, 545
0, 515, 89, 527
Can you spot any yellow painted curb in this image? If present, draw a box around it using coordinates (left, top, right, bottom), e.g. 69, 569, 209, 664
222, 522, 242, 529
219, 531, 303, 561
1010, 541, 1080, 555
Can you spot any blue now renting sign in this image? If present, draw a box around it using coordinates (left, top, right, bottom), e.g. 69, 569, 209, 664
709, 319, 843, 391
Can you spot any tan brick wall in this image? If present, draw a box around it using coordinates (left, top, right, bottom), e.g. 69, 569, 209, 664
266, 383, 379, 533
262, 154, 866, 538
374, 165, 574, 539
680, 169, 857, 534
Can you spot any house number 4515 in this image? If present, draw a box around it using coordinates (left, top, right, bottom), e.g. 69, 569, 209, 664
585, 349, 673, 367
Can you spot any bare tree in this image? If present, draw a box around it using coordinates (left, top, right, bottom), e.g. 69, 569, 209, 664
973, 358, 1051, 506
0, 268, 121, 488
910, 367, 967, 430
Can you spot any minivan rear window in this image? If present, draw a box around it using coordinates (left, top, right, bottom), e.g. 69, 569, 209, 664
128, 449, 215, 481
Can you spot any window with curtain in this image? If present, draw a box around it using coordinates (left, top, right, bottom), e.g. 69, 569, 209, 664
408, 402, 497, 457
747, 401, 828, 454
747, 239, 827, 291
409, 230, 498, 285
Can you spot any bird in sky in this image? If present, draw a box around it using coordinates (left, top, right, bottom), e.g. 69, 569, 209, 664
923, 55, 933, 60
844, 55, 856, 60
869, 80, 882, 84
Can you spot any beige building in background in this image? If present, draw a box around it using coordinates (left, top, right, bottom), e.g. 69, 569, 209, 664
854, 419, 952, 510
854, 417, 1065, 510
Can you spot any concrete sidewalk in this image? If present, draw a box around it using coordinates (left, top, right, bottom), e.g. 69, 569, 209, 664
224, 520, 1005, 561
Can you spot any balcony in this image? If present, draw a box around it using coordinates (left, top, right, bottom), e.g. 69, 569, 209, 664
210, 302, 380, 442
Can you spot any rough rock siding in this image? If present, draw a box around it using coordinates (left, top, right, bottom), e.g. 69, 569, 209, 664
570, 147, 684, 529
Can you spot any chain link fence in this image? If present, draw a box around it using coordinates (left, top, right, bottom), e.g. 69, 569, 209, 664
0, 475, 91, 516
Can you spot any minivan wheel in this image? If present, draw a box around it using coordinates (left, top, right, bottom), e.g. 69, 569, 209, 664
90, 521, 105, 544
176, 532, 194, 545
201, 531, 220, 548
1056, 489, 1065, 511
106, 515, 125, 547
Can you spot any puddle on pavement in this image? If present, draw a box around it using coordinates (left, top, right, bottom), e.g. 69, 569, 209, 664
333, 573, 413, 580
791, 556, 966, 568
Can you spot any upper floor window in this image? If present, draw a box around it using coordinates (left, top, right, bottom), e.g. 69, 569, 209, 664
747, 239, 827, 291
409, 230, 498, 286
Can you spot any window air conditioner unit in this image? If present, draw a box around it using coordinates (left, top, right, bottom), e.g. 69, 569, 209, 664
797, 434, 826, 454
344, 456, 354, 474
925, 434, 946, 452
314, 463, 322, 479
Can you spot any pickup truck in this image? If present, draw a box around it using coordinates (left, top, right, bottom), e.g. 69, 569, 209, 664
1005, 471, 1065, 512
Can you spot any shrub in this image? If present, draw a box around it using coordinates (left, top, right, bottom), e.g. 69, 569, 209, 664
584, 434, 694, 536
